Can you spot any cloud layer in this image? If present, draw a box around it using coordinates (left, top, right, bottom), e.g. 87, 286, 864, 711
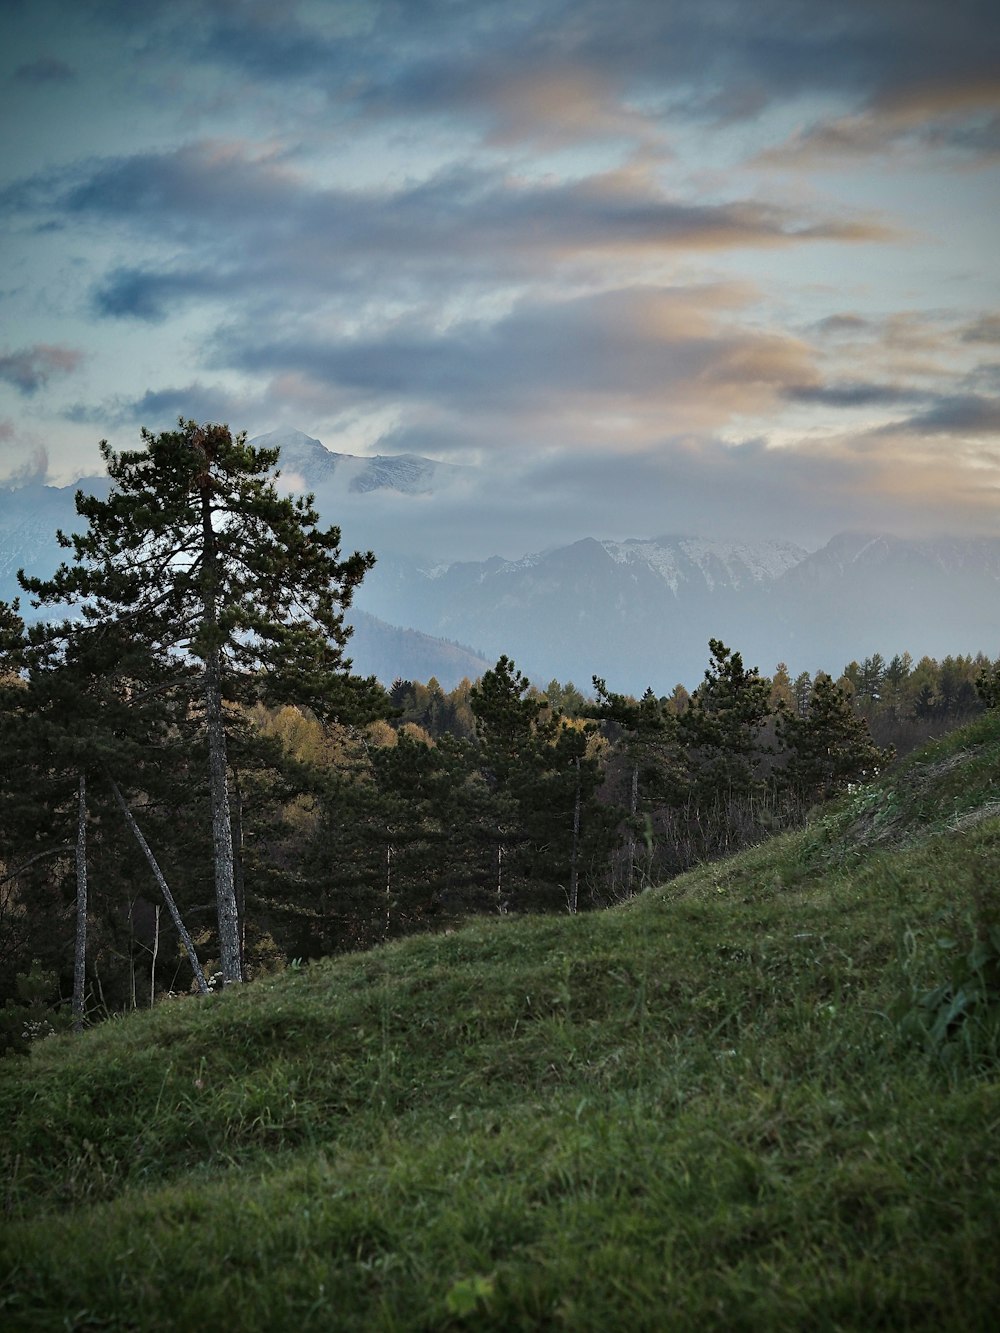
0, 0, 998, 551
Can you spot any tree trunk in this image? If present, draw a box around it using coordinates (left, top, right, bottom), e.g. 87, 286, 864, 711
150, 904, 160, 1009
568, 756, 581, 915
626, 763, 638, 897
110, 779, 210, 995
199, 482, 242, 984
384, 843, 392, 940
72, 774, 87, 1034
231, 772, 246, 975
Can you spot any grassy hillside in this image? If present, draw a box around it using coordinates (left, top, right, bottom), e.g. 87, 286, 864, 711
2, 715, 999, 1331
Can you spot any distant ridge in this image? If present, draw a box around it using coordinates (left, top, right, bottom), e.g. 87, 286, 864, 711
250, 428, 465, 496
346, 610, 491, 689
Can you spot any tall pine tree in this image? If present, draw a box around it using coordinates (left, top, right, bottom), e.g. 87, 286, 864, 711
20, 421, 386, 983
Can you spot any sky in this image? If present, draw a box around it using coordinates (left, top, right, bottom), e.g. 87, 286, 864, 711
1, 0, 999, 559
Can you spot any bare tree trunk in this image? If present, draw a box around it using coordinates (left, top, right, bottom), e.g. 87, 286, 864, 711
109, 779, 210, 995
231, 773, 246, 974
204, 658, 241, 982
568, 756, 581, 916
199, 481, 242, 984
150, 904, 160, 1009
383, 843, 392, 940
72, 774, 88, 1034
626, 763, 638, 897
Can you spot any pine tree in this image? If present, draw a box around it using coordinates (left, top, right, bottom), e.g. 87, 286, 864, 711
469, 657, 542, 910
777, 673, 892, 804
679, 639, 773, 801
976, 657, 1000, 709
19, 421, 386, 983
592, 678, 678, 894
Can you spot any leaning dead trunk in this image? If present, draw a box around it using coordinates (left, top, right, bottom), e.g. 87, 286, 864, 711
72, 774, 88, 1033
110, 779, 210, 995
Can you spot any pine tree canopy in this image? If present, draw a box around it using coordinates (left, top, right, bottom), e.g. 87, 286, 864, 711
19, 420, 385, 722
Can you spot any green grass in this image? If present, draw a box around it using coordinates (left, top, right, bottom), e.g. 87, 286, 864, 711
3, 715, 1000, 1330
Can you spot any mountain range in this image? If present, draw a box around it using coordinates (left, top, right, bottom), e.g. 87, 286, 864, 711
357, 531, 1000, 691
2, 430, 998, 693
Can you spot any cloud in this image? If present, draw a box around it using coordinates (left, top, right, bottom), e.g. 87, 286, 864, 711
962, 315, 1000, 345
0, 421, 49, 487
5, 0, 998, 555
65, 380, 266, 430
813, 314, 873, 337
17, 1, 1000, 157
306, 422, 1000, 567
213, 284, 820, 449
13, 56, 76, 84
784, 381, 925, 408
760, 74, 1000, 167
0, 143, 893, 327
0, 344, 83, 394
882, 393, 1000, 436
91, 267, 223, 321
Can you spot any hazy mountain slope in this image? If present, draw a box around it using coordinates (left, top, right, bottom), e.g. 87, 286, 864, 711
0, 477, 109, 607
346, 609, 490, 688
2, 714, 998, 1329
771, 532, 1000, 668
358, 532, 1000, 689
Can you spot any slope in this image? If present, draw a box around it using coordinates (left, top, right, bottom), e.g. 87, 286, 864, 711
2, 715, 999, 1331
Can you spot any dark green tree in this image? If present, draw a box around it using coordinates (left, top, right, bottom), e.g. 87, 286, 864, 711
471, 658, 609, 912
679, 639, 773, 801
1, 594, 214, 1020
976, 657, 1000, 709
470, 657, 542, 910
19, 421, 386, 984
777, 673, 893, 804
592, 678, 678, 895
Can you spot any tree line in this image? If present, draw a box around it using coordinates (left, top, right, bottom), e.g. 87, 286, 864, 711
1, 422, 997, 1047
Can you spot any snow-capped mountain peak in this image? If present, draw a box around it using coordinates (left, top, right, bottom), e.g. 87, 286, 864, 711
599, 536, 807, 593
248, 429, 463, 496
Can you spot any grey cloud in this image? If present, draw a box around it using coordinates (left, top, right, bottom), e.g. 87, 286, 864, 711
2, 444, 50, 487
813, 314, 873, 337
76, 0, 1000, 140
784, 381, 924, 408
57, 146, 888, 252
894, 394, 1000, 435
215, 286, 817, 428
962, 315, 1000, 345
65, 381, 264, 431
92, 266, 225, 321
26, 144, 889, 326
317, 427, 1000, 567
961, 364, 1000, 393
13, 56, 76, 83
0, 344, 82, 394
763, 101, 1000, 167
